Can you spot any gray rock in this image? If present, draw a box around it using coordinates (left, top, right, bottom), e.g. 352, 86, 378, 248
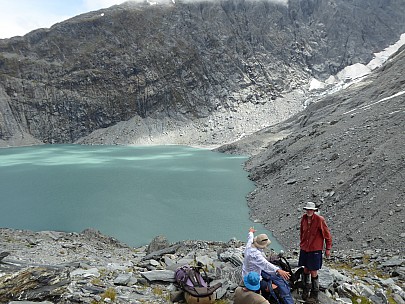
9, 302, 54, 304
195, 255, 214, 266
80, 285, 105, 294
381, 257, 404, 267
169, 258, 195, 270
318, 267, 334, 289
142, 244, 180, 261
0, 267, 70, 302
70, 268, 100, 278
392, 293, 405, 304
357, 283, 375, 298
140, 269, 176, 282
336, 298, 352, 304
328, 268, 351, 283
114, 273, 132, 286
163, 255, 175, 267
380, 277, 396, 287
149, 259, 160, 267
337, 282, 359, 298
0, 251, 10, 261
370, 293, 386, 304
147, 235, 169, 254
219, 250, 244, 267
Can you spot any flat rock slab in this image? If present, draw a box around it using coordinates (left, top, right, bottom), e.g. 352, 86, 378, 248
0, 251, 10, 261
140, 269, 176, 282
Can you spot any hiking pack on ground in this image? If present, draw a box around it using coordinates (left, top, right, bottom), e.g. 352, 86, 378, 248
175, 263, 222, 303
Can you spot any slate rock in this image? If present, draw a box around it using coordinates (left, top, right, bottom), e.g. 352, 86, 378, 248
0, 251, 10, 261
114, 273, 132, 286
140, 269, 176, 282
147, 235, 169, 254
0, 267, 70, 302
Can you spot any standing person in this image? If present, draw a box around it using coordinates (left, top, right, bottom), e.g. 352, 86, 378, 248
299, 202, 332, 303
234, 272, 269, 304
242, 227, 293, 303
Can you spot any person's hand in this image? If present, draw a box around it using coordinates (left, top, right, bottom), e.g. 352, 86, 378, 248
249, 227, 256, 233
276, 269, 290, 280
325, 249, 331, 258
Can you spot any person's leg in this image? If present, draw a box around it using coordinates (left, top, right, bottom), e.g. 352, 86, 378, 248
302, 267, 311, 301
307, 251, 322, 303
268, 273, 295, 304
309, 271, 319, 302
260, 280, 270, 299
260, 279, 280, 303
299, 250, 312, 301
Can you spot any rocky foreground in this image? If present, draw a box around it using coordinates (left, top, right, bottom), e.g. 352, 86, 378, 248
0, 228, 403, 304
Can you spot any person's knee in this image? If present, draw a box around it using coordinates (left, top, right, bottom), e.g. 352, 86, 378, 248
310, 270, 318, 277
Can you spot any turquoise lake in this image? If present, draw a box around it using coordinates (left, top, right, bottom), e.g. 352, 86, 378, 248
0, 144, 282, 251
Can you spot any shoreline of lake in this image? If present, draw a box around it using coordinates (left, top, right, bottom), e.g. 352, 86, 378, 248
0, 144, 283, 251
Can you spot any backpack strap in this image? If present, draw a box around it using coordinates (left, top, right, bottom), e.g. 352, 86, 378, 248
195, 266, 209, 286
178, 266, 192, 288
186, 267, 201, 287
280, 256, 292, 273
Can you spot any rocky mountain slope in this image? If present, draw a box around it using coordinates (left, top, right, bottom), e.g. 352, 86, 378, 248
0, 229, 404, 303
217, 44, 405, 252
1, 0, 405, 147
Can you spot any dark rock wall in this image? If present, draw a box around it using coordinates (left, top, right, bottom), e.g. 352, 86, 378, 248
288, 0, 405, 77
0, 0, 405, 144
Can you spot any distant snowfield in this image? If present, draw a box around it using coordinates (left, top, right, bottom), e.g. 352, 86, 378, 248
310, 32, 405, 91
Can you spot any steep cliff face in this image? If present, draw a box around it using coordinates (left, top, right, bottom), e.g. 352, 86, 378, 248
0, 0, 405, 146
218, 44, 405, 251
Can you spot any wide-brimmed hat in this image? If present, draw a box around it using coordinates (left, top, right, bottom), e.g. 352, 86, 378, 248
243, 272, 261, 291
253, 233, 271, 249
303, 201, 318, 211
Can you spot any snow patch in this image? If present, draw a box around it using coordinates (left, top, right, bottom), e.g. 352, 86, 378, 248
336, 63, 371, 82
309, 32, 405, 91
343, 90, 405, 115
309, 78, 326, 91
368, 33, 405, 70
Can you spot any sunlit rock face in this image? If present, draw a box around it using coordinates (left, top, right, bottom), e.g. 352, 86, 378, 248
0, 0, 405, 146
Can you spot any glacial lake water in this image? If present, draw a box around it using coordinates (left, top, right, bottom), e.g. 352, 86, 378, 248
0, 144, 282, 251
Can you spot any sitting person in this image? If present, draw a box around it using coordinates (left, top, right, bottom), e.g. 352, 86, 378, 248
242, 227, 290, 280
242, 227, 294, 304
234, 272, 269, 304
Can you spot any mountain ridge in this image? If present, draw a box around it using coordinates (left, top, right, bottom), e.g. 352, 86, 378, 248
1, 0, 405, 147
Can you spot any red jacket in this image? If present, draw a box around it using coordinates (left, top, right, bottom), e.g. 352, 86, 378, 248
300, 213, 332, 252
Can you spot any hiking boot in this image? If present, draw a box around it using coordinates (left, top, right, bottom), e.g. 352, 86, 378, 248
301, 273, 311, 301
308, 275, 319, 303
